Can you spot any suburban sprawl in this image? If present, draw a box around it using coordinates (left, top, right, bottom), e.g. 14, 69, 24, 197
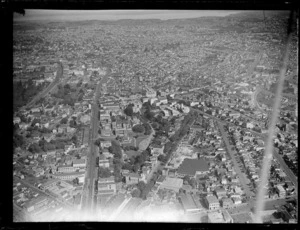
13, 11, 297, 223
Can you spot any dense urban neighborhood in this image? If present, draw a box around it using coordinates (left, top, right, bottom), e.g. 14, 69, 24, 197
13, 10, 297, 223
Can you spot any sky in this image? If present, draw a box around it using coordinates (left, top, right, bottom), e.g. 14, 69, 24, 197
13, 10, 242, 22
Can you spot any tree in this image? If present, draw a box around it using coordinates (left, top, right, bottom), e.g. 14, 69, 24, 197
189, 178, 197, 189
131, 188, 141, 198
144, 109, 154, 121
124, 104, 134, 117
64, 84, 71, 90
158, 154, 166, 163
122, 163, 133, 171
152, 122, 159, 130
69, 119, 77, 128
13, 134, 25, 148
72, 177, 79, 185
132, 124, 145, 133
71, 135, 78, 144
60, 117, 68, 124
133, 163, 140, 173
94, 138, 101, 147
31, 118, 41, 126
28, 143, 42, 153
143, 123, 152, 135
99, 167, 112, 178
164, 142, 174, 154
55, 141, 65, 150
109, 140, 122, 159
137, 181, 146, 192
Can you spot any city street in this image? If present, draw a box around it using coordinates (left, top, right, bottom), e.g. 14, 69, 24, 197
23, 62, 63, 109
81, 72, 109, 212
217, 121, 253, 198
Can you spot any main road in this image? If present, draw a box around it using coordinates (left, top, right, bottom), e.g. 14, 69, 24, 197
81, 71, 109, 212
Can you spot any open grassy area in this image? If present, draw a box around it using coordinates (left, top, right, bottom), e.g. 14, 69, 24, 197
136, 135, 149, 147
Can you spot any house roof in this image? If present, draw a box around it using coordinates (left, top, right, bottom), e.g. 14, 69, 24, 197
177, 158, 209, 176
179, 193, 198, 211
72, 158, 86, 164
161, 177, 183, 189
206, 195, 219, 204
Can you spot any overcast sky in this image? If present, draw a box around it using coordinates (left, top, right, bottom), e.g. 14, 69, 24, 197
14, 10, 242, 22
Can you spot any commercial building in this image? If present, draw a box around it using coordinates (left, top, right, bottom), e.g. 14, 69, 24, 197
179, 193, 203, 214
159, 177, 183, 193
208, 209, 234, 223
276, 185, 286, 198
98, 176, 117, 196
205, 195, 220, 210
72, 158, 86, 168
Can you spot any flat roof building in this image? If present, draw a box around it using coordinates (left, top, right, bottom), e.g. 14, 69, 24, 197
160, 177, 183, 193
208, 210, 234, 223
179, 193, 203, 214
177, 158, 209, 177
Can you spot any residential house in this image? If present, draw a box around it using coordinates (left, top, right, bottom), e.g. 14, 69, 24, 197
99, 154, 110, 168
221, 198, 234, 209
276, 185, 286, 198
205, 195, 220, 210
124, 172, 140, 185
72, 158, 86, 168
98, 176, 117, 196
232, 197, 242, 205
215, 187, 227, 200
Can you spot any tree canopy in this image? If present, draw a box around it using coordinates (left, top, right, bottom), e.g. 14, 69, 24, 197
108, 140, 122, 159
99, 167, 112, 178
132, 124, 145, 133
124, 104, 134, 117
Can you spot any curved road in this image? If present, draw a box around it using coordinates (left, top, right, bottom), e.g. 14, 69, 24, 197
23, 62, 63, 109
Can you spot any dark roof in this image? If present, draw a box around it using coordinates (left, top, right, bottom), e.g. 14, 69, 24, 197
177, 158, 209, 176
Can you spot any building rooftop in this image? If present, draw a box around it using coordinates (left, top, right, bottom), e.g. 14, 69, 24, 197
161, 177, 183, 189
179, 193, 199, 211
208, 210, 225, 223
206, 195, 219, 204
177, 158, 209, 176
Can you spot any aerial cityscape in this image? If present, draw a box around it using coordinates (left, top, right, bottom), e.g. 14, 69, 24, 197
13, 10, 298, 223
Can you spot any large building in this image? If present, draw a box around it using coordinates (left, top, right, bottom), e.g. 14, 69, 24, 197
208, 210, 234, 223
276, 185, 286, 198
98, 176, 117, 196
159, 177, 183, 193
176, 158, 209, 178
72, 158, 86, 168
52, 171, 85, 181
205, 195, 220, 210
179, 193, 203, 214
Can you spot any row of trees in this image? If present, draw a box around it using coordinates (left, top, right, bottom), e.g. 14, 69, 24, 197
28, 136, 72, 153
158, 112, 197, 164
108, 140, 123, 182
131, 170, 162, 199
13, 80, 48, 110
